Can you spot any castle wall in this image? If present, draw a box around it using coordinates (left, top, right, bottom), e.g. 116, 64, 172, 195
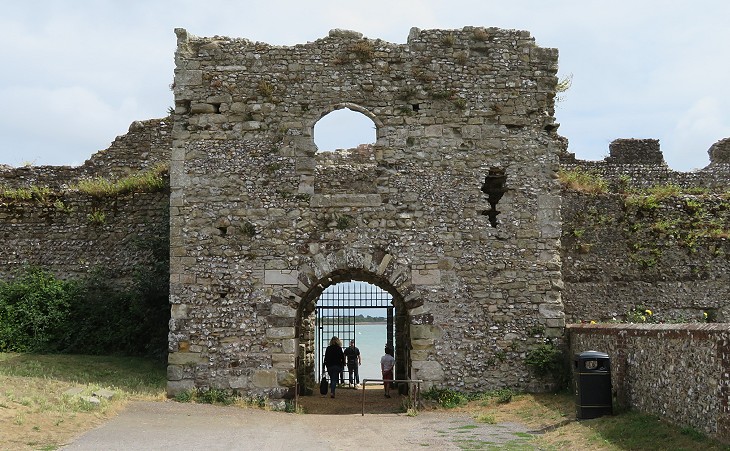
0, 118, 171, 283
168, 27, 565, 397
0, 191, 168, 283
0, 27, 727, 439
560, 138, 730, 323
569, 324, 730, 444
0, 118, 171, 190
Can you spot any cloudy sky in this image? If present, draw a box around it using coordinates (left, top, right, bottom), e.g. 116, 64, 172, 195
1, 1, 728, 171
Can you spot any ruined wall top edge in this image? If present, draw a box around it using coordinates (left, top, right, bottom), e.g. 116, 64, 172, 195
0, 117, 172, 189
172, 26, 562, 149
560, 137, 730, 186
174, 26, 554, 53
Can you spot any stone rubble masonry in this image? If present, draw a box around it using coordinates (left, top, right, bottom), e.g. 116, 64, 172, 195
560, 137, 730, 324
168, 26, 565, 398
0, 118, 171, 190
569, 323, 730, 444
0, 118, 171, 284
1, 25, 728, 435
560, 137, 730, 189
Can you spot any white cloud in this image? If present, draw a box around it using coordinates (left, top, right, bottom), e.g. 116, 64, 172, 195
668, 97, 730, 170
1, 0, 729, 172
0, 86, 142, 166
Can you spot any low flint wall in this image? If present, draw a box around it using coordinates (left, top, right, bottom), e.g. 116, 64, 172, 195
568, 323, 730, 443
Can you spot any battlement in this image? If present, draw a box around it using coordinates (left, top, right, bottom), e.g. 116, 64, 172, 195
560, 137, 730, 190
606, 138, 664, 165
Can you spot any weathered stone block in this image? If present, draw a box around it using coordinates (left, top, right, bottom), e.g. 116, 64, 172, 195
281, 339, 297, 354
168, 352, 205, 365
171, 304, 188, 320
190, 103, 217, 114
412, 360, 444, 381
271, 303, 296, 318
410, 325, 443, 340
167, 365, 184, 381
412, 269, 441, 285
265, 270, 299, 286
167, 379, 196, 397
272, 353, 295, 368
266, 327, 296, 339
411, 338, 434, 350
251, 370, 278, 388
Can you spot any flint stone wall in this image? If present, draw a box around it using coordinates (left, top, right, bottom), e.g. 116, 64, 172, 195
568, 324, 730, 444
0, 118, 171, 190
560, 138, 730, 190
168, 27, 565, 397
0, 191, 168, 283
0, 118, 171, 283
561, 138, 730, 323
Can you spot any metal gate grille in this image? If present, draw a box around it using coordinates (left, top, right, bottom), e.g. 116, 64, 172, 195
315, 281, 393, 380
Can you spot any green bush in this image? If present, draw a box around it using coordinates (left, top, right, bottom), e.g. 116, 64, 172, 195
174, 390, 194, 403
59, 270, 167, 358
423, 387, 468, 408
61, 228, 170, 359
197, 388, 236, 405
0, 224, 170, 359
494, 388, 514, 404
525, 343, 568, 388
0, 268, 80, 352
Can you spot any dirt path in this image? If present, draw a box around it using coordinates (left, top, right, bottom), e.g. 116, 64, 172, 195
61, 391, 536, 450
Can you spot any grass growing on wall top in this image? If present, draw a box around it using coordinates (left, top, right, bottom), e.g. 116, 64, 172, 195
0, 185, 53, 201
0, 164, 169, 203
75, 163, 168, 197
558, 168, 608, 194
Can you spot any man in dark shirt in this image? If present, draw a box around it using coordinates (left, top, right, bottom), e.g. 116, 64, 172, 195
343, 340, 361, 388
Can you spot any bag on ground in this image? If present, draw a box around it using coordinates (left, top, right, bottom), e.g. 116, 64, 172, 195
319, 373, 328, 395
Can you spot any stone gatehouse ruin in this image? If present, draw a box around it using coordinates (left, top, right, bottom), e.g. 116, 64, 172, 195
167, 27, 565, 396
2, 28, 730, 437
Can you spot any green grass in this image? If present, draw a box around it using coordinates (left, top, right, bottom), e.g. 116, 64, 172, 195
74, 164, 168, 197
558, 168, 608, 194
427, 389, 730, 450
0, 353, 166, 451
0, 353, 166, 394
3, 356, 728, 451
0, 165, 168, 204
0, 185, 53, 201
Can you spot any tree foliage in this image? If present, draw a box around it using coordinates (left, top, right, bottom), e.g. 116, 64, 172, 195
0, 226, 170, 359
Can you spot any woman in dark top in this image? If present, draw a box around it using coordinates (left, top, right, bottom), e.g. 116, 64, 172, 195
323, 336, 345, 398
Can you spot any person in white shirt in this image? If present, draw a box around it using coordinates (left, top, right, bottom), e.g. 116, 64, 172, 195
380, 345, 395, 398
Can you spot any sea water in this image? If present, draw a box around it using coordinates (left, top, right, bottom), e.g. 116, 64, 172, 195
349, 323, 388, 380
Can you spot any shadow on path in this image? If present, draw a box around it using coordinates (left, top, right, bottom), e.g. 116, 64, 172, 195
297, 385, 403, 415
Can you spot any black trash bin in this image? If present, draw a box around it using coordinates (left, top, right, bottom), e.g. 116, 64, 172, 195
574, 350, 612, 419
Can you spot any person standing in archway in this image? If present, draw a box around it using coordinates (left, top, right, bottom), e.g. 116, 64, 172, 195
344, 340, 361, 388
324, 336, 345, 398
381, 345, 395, 398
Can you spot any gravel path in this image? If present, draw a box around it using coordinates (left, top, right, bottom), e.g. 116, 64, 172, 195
61, 401, 536, 450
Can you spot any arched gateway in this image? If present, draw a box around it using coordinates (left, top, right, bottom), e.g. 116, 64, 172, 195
167, 27, 566, 398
